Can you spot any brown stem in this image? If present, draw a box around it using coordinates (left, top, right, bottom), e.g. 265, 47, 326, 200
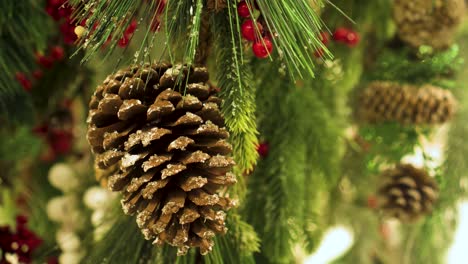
195, 13, 212, 65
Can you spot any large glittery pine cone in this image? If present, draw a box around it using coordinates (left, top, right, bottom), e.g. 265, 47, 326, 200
377, 164, 438, 221
359, 81, 456, 125
86, 62, 237, 255
393, 0, 465, 50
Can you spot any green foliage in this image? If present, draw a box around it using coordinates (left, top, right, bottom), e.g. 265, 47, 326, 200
69, 0, 327, 78
0, 0, 50, 93
0, 0, 51, 123
83, 212, 154, 264
165, 0, 202, 66
213, 9, 259, 175
402, 29, 468, 264
203, 213, 258, 264
0, 126, 42, 164
246, 74, 307, 263
0, 189, 17, 228
369, 45, 462, 87
360, 123, 423, 171
246, 55, 344, 261
253, 0, 329, 78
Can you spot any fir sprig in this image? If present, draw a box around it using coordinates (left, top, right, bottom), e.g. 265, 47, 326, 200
214, 9, 259, 175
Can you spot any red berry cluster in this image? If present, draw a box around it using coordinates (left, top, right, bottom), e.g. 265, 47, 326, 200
332, 27, 360, 47
33, 104, 74, 162
313, 27, 360, 58
15, 46, 65, 91
46, 0, 77, 44
0, 216, 42, 264
118, 19, 138, 48
238, 1, 274, 59
149, 0, 166, 32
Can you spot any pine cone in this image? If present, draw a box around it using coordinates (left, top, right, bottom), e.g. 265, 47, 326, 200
377, 164, 438, 221
393, 0, 465, 50
359, 81, 456, 125
86, 63, 237, 255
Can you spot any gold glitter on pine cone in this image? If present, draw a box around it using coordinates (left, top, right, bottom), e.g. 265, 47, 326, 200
359, 81, 456, 125
377, 164, 438, 221
86, 62, 237, 255
393, 0, 465, 50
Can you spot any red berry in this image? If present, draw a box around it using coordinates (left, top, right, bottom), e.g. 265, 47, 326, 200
256, 142, 270, 157
32, 70, 44, 79
49, 130, 73, 155
32, 124, 49, 136
50, 46, 65, 61
379, 223, 391, 240
150, 19, 161, 32
346, 31, 360, 47
252, 37, 273, 58
58, 6, 73, 18
241, 20, 263, 42
313, 48, 324, 58
367, 195, 378, 209
15, 72, 32, 91
156, 0, 166, 15
37, 54, 54, 68
48, 0, 65, 7
45, 6, 61, 20
237, 1, 251, 18
333, 27, 349, 42
125, 19, 138, 35
319, 31, 330, 45
118, 35, 130, 47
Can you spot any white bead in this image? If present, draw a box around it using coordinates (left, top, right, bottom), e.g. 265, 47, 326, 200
93, 224, 111, 242
48, 163, 79, 193
83, 186, 115, 210
91, 210, 106, 227
56, 229, 81, 251
46, 195, 78, 222
58, 251, 84, 264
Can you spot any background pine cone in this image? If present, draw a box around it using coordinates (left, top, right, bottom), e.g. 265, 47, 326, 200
393, 0, 465, 50
377, 164, 439, 221
359, 81, 456, 125
87, 63, 236, 255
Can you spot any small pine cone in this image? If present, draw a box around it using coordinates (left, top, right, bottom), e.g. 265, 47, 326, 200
377, 164, 438, 221
359, 81, 456, 125
393, 0, 465, 50
86, 63, 237, 255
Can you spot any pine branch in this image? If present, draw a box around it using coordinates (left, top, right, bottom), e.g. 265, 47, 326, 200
246, 69, 309, 263
253, 0, 329, 78
83, 211, 154, 264
0, 0, 50, 119
369, 45, 462, 87
213, 9, 259, 175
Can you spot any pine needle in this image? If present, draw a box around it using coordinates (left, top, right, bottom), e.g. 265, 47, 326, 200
213, 8, 259, 175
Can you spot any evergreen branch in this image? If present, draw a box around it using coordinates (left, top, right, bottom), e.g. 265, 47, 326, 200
369, 45, 462, 87
83, 210, 155, 264
213, 9, 259, 176
246, 68, 310, 263
253, 0, 329, 78
0, 0, 50, 114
